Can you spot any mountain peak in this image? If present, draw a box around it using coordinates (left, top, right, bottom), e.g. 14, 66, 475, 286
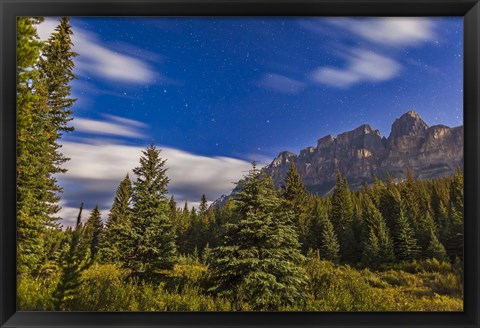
389, 110, 428, 139
270, 151, 297, 168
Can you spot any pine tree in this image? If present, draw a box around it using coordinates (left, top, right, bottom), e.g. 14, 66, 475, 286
16, 17, 50, 275
168, 195, 178, 226
209, 164, 307, 310
378, 177, 401, 236
425, 229, 448, 261
125, 145, 177, 280
176, 201, 191, 254
329, 171, 356, 262
400, 170, 421, 232
99, 174, 132, 264
394, 200, 420, 261
445, 170, 464, 260
199, 194, 208, 216
283, 162, 310, 251
53, 203, 90, 310
362, 197, 395, 267
39, 17, 77, 137
17, 17, 77, 274
307, 199, 326, 250
81, 205, 103, 260
320, 216, 340, 263
39, 17, 78, 228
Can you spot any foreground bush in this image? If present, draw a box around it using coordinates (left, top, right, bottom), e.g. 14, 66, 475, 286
17, 261, 462, 312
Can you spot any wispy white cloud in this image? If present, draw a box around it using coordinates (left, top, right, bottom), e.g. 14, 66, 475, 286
73, 114, 148, 138
257, 73, 306, 94
57, 140, 253, 226
311, 49, 401, 88
326, 17, 437, 47
37, 18, 158, 84
299, 17, 438, 89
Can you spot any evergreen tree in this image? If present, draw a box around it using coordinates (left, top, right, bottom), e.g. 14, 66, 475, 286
400, 170, 421, 232
125, 145, 177, 280
99, 174, 132, 264
445, 170, 464, 260
17, 17, 77, 274
362, 197, 395, 267
16, 17, 53, 275
176, 201, 191, 254
39, 17, 78, 228
417, 211, 437, 257
283, 162, 310, 251
329, 171, 356, 262
168, 195, 178, 226
425, 229, 448, 261
209, 164, 307, 310
320, 216, 340, 263
199, 194, 208, 216
307, 199, 326, 250
394, 201, 420, 261
81, 205, 103, 260
39, 17, 77, 137
378, 177, 401, 235
53, 203, 90, 310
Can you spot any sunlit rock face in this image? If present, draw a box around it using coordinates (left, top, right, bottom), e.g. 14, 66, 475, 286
263, 111, 463, 195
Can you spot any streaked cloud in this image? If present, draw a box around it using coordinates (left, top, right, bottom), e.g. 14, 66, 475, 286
57, 140, 253, 226
326, 17, 437, 47
257, 73, 306, 94
73, 114, 148, 138
37, 18, 158, 84
299, 17, 437, 89
311, 49, 401, 88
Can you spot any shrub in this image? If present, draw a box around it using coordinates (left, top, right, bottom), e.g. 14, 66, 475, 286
73, 264, 134, 311
17, 275, 56, 311
426, 272, 463, 297
380, 270, 419, 287
398, 259, 453, 274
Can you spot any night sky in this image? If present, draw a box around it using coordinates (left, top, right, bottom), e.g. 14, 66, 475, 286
36, 17, 463, 226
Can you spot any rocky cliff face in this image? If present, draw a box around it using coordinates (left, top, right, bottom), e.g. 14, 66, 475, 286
264, 111, 463, 195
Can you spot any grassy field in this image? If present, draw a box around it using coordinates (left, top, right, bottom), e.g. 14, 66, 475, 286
18, 256, 463, 312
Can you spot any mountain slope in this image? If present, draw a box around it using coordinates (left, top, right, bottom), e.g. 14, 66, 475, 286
214, 111, 463, 206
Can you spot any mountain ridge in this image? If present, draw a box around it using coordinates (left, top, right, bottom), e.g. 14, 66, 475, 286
214, 110, 463, 207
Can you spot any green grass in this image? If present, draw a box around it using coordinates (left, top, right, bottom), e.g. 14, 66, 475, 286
17, 258, 463, 312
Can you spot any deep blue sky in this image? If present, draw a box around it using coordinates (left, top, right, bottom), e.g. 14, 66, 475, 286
37, 17, 463, 225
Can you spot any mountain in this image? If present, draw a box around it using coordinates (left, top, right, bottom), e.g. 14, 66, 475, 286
213, 111, 463, 207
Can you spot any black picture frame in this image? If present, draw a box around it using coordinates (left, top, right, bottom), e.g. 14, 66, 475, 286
1, 0, 479, 327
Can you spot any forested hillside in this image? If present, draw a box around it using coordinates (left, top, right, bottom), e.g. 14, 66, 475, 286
16, 17, 463, 312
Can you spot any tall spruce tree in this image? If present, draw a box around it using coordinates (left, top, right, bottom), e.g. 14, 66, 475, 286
394, 200, 420, 261
320, 216, 341, 263
329, 171, 356, 263
39, 17, 78, 228
99, 174, 132, 264
283, 162, 310, 251
362, 197, 395, 267
425, 229, 448, 261
209, 164, 307, 310
307, 199, 326, 250
445, 170, 464, 260
53, 203, 90, 310
17, 17, 47, 275
17, 17, 77, 275
125, 145, 177, 280
199, 194, 208, 215
81, 205, 103, 260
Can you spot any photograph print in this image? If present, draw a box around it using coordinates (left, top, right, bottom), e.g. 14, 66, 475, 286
16, 16, 463, 311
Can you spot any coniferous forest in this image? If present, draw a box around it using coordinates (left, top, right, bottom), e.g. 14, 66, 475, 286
17, 17, 464, 311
